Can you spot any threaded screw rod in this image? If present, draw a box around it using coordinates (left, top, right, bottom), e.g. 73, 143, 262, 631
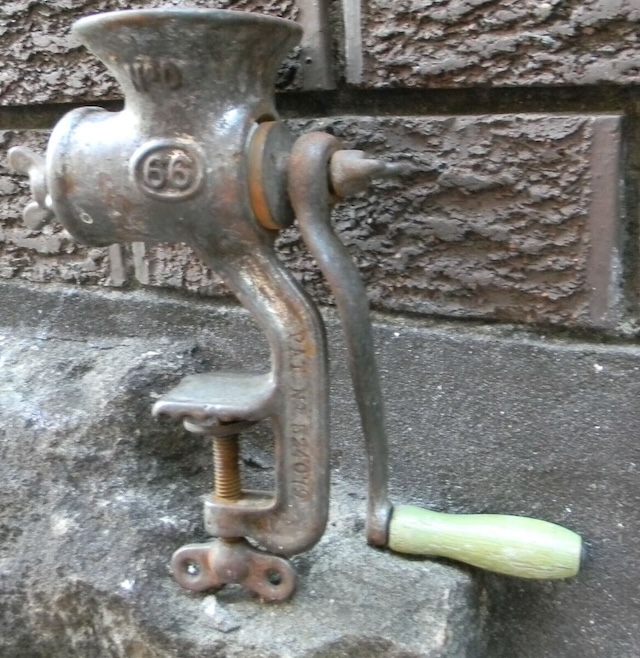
212, 435, 242, 501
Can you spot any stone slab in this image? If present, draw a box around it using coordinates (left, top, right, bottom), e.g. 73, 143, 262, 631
364, 316, 640, 658
1, 281, 640, 656
348, 0, 640, 88
0, 282, 640, 658
0, 0, 303, 106
0, 284, 485, 657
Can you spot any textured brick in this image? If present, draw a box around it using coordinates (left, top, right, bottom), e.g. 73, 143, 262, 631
281, 114, 622, 328
131, 242, 224, 296
1, 115, 623, 328
349, 0, 640, 87
0, 0, 300, 106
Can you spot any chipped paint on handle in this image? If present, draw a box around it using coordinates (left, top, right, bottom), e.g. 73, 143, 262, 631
389, 505, 582, 580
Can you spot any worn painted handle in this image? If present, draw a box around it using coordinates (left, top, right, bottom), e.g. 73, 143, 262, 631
388, 505, 582, 579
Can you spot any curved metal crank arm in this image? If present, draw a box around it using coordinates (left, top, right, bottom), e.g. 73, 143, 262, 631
288, 132, 392, 548
288, 131, 584, 580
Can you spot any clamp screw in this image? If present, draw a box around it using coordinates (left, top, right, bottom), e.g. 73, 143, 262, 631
213, 436, 242, 501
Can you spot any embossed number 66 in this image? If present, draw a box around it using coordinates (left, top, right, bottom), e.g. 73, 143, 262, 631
143, 151, 194, 191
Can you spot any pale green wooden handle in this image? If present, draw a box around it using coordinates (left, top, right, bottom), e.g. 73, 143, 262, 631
389, 505, 582, 579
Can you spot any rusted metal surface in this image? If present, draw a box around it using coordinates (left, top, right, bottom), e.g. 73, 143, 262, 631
171, 538, 297, 602
297, 0, 335, 90
152, 372, 276, 427
7, 146, 53, 230
8, 7, 402, 600
8, 8, 323, 597
329, 149, 407, 198
212, 436, 243, 501
247, 121, 295, 230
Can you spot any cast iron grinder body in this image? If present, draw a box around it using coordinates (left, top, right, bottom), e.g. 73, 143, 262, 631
9, 8, 583, 604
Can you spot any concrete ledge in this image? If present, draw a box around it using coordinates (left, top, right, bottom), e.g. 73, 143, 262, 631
0, 281, 639, 657
0, 282, 484, 657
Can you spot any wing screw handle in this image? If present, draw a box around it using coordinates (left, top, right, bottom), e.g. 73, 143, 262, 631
8, 146, 55, 230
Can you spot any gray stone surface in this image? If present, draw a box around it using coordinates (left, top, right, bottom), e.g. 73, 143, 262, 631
0, 282, 486, 658
331, 308, 640, 658
1, 114, 623, 329
0, 0, 301, 106
354, 0, 640, 88
1, 281, 640, 657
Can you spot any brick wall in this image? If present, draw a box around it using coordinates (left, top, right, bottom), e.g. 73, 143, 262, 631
1, 0, 638, 334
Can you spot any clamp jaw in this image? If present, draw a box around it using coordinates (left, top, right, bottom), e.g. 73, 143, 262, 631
9, 8, 583, 603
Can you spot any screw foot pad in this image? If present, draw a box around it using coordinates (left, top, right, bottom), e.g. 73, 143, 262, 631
171, 537, 297, 602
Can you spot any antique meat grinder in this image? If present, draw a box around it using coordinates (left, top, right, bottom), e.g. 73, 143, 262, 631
10, 9, 583, 602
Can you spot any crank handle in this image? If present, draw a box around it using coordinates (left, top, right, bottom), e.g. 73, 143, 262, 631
288, 133, 584, 582
388, 505, 583, 580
